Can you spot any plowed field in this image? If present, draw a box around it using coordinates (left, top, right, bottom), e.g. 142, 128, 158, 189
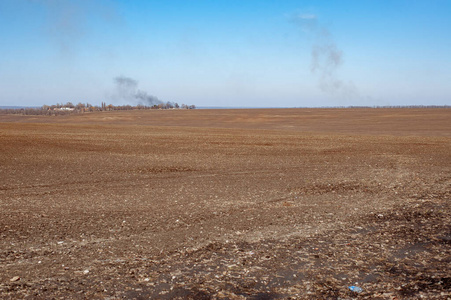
1, 108, 450, 299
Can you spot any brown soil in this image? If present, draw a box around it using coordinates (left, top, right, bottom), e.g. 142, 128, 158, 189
0, 108, 450, 299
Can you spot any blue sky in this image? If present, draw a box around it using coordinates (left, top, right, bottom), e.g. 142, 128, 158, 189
1, 0, 450, 108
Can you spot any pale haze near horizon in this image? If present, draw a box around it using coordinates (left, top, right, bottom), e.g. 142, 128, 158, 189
0, 0, 450, 108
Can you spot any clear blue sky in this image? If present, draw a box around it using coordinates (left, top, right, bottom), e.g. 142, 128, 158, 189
1, 0, 450, 107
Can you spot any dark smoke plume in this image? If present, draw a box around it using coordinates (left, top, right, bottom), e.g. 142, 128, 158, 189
114, 76, 162, 106
293, 13, 359, 98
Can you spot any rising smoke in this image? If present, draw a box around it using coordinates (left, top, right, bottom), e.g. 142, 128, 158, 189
293, 13, 359, 99
114, 76, 162, 106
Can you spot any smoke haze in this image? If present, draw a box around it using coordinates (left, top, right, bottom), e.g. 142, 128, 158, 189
114, 76, 162, 106
29, 0, 120, 56
293, 13, 359, 99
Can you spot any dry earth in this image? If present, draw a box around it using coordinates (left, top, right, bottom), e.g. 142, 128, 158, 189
0, 108, 450, 299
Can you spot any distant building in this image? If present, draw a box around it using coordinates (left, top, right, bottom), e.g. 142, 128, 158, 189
54, 107, 74, 111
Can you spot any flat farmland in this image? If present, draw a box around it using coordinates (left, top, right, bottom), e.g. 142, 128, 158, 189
1, 108, 450, 299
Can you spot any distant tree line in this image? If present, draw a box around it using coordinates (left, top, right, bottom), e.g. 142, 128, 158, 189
1, 104, 448, 116
0, 101, 196, 116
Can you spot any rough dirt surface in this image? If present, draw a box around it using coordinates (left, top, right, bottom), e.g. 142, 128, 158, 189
0, 108, 450, 299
